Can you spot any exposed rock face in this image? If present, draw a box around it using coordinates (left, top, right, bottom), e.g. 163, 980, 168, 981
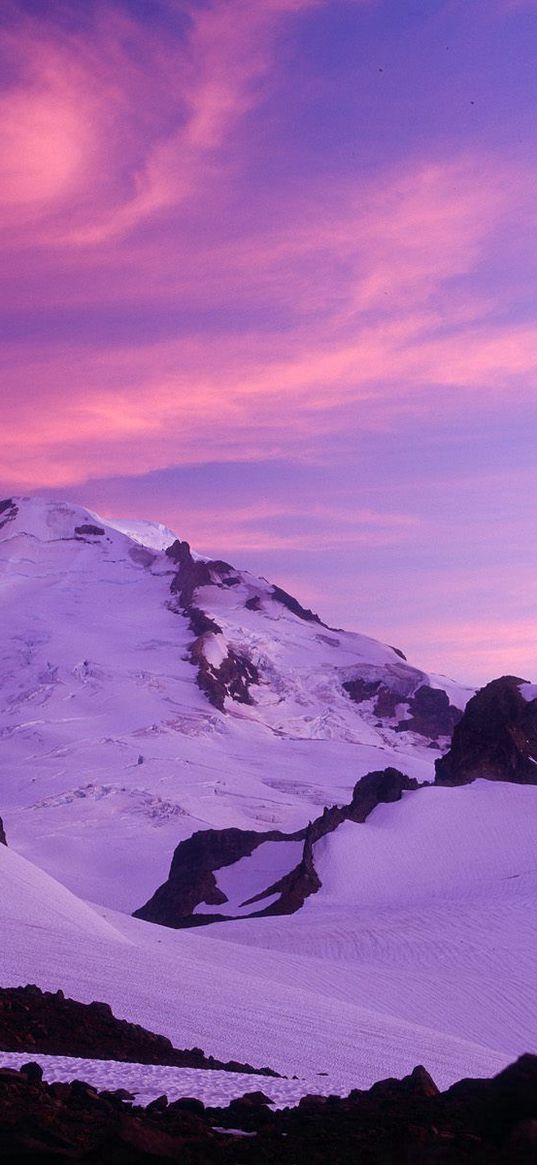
344, 677, 462, 741
134, 826, 296, 925
0, 985, 276, 1075
0, 818, 6, 846
74, 524, 105, 537
2, 1054, 537, 1162
193, 643, 260, 712
167, 540, 218, 608
243, 825, 322, 917
435, 675, 537, 786
135, 768, 417, 929
271, 584, 323, 625
245, 595, 261, 611
395, 685, 462, 739
373, 685, 401, 719
348, 768, 420, 822
0, 498, 18, 532
166, 540, 260, 711
342, 677, 381, 704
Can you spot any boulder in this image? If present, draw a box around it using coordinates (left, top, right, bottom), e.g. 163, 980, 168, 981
435, 676, 537, 786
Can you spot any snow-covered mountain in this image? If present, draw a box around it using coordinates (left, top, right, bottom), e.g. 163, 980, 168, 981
2, 493, 537, 1099
0, 495, 470, 910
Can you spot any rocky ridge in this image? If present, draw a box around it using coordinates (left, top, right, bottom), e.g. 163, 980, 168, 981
135, 768, 419, 928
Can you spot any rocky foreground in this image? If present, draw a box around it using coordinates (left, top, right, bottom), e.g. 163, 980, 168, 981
0, 987, 276, 1077
2, 1054, 537, 1163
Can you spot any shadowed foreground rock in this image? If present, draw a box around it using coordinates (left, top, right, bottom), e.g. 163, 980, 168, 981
2, 1055, 537, 1162
0, 986, 277, 1077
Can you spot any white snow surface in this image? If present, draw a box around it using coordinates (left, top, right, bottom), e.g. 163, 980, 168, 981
520, 682, 537, 703
194, 839, 303, 915
99, 516, 181, 552
0, 1052, 339, 1109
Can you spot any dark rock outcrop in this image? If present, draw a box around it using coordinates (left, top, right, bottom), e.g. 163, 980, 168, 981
134, 826, 298, 925
373, 685, 401, 718
135, 768, 417, 929
2, 1054, 537, 1162
166, 540, 260, 711
271, 584, 324, 626
243, 825, 322, 916
0, 818, 6, 847
395, 685, 462, 739
0, 985, 276, 1075
193, 643, 260, 712
435, 675, 537, 786
0, 498, 18, 533
167, 539, 235, 608
245, 595, 261, 611
344, 676, 462, 741
348, 767, 420, 822
342, 677, 382, 704
74, 524, 105, 537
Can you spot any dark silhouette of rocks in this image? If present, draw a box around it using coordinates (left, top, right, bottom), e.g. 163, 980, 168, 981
167, 540, 222, 608
2, 1054, 537, 1162
0, 818, 6, 847
135, 768, 418, 929
435, 675, 537, 786
0, 985, 276, 1076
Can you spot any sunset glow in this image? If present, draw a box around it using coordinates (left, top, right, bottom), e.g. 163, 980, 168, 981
2, 0, 537, 683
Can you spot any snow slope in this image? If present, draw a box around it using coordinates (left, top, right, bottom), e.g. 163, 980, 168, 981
1, 780, 536, 1094
0, 495, 469, 909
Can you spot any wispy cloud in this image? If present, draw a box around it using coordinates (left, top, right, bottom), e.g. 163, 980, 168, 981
3, 143, 536, 492
0, 0, 332, 246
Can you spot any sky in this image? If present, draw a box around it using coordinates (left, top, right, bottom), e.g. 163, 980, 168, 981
2, 0, 537, 686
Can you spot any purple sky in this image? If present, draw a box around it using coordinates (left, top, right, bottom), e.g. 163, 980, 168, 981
2, 0, 537, 684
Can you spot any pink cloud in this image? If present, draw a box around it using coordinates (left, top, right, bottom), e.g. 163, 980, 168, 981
2, 6, 536, 498
0, 0, 332, 246
3, 144, 537, 492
